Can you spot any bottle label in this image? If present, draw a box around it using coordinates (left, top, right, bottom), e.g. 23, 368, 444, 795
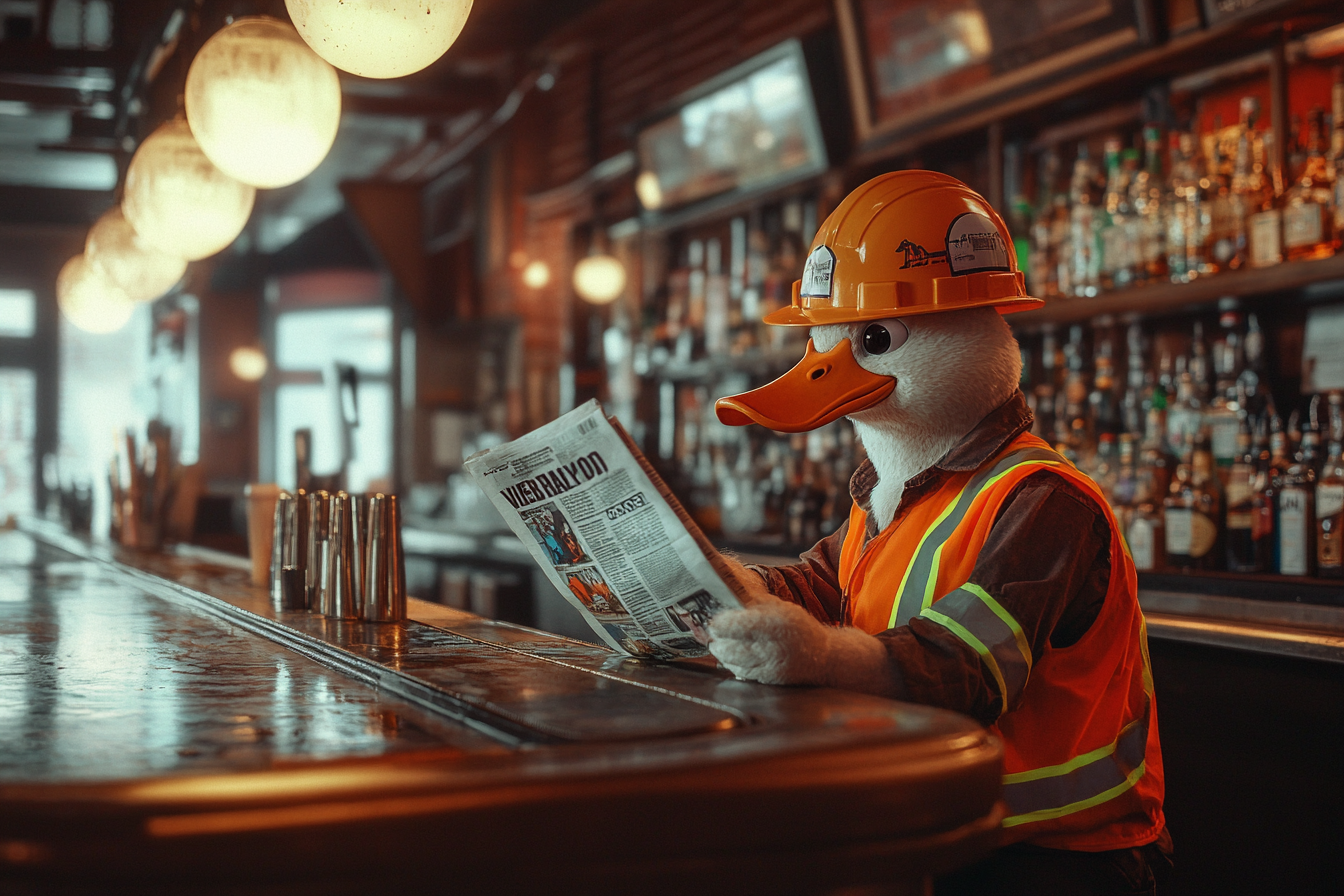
1283, 202, 1324, 249
1318, 484, 1344, 519
1322, 530, 1343, 569
1226, 510, 1255, 530
1280, 488, 1309, 575
1190, 512, 1218, 558
1248, 210, 1281, 267
1226, 466, 1254, 507
1336, 179, 1344, 232
1208, 416, 1240, 463
1129, 517, 1155, 570
1166, 508, 1193, 555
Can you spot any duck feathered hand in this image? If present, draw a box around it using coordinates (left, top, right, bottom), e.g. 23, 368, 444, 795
707, 555, 901, 698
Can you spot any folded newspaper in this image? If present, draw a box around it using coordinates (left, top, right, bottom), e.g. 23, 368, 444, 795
465, 400, 747, 658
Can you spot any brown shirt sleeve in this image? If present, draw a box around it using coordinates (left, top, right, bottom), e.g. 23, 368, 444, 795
875, 470, 1112, 725
749, 522, 850, 625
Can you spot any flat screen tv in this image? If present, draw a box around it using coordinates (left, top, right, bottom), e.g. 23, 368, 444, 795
635, 40, 828, 215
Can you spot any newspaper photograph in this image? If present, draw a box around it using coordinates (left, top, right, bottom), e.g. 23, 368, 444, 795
464, 400, 745, 658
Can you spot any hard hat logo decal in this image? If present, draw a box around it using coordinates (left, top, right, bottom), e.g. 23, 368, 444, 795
945, 212, 1010, 274
800, 245, 836, 298
897, 240, 949, 269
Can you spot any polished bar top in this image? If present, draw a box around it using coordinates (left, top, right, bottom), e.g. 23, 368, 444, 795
2, 523, 1004, 894
0, 533, 503, 783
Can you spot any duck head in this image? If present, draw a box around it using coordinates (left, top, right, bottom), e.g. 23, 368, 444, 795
715, 306, 1021, 444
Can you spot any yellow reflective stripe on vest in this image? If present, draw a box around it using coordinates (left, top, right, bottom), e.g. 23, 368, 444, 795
1001, 703, 1151, 828
918, 583, 1032, 711
889, 447, 1065, 628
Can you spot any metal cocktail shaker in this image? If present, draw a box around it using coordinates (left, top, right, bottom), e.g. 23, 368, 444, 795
363, 493, 406, 623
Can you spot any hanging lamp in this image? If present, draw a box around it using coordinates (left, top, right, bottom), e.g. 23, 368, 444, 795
185, 16, 341, 189
285, 0, 474, 79
122, 120, 256, 261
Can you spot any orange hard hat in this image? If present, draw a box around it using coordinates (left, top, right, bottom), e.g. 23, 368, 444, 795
715, 171, 1039, 433
765, 170, 1042, 327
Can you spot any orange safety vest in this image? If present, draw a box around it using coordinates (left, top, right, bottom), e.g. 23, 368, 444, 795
838, 431, 1164, 850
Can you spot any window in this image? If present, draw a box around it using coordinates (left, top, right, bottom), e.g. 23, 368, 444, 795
0, 368, 36, 521
0, 288, 35, 338
272, 306, 394, 492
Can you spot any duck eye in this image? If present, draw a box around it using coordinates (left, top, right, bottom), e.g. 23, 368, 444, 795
862, 324, 892, 355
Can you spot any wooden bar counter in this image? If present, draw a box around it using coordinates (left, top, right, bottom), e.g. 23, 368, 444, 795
0, 523, 1002, 895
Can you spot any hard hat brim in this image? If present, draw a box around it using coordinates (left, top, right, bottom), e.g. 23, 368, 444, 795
762, 294, 1044, 326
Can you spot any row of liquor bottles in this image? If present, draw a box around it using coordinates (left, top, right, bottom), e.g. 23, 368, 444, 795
1019, 71, 1344, 300
663, 305, 1344, 583
1027, 314, 1343, 578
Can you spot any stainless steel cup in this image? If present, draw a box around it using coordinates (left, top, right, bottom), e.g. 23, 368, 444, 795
305, 490, 331, 608
269, 492, 305, 610
320, 491, 360, 619
363, 493, 406, 623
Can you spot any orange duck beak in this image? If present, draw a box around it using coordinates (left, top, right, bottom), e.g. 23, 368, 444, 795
714, 339, 895, 433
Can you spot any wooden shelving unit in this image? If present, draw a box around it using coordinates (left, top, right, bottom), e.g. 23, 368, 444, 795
1012, 253, 1344, 329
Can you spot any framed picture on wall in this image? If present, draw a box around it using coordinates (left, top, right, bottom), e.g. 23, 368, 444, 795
836, 0, 1155, 148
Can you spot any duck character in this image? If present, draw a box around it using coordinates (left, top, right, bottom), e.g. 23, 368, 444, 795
707, 171, 1170, 890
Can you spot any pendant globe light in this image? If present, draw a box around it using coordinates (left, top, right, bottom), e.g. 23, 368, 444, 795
572, 253, 626, 305
122, 120, 256, 261
85, 207, 187, 303
285, 0, 474, 79
185, 17, 341, 189
56, 255, 135, 334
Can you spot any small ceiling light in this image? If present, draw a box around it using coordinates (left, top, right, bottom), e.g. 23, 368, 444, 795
186, 17, 341, 189
85, 207, 187, 303
635, 171, 663, 210
285, 0, 474, 79
229, 346, 269, 382
522, 259, 550, 289
56, 255, 134, 334
573, 254, 625, 305
122, 120, 256, 261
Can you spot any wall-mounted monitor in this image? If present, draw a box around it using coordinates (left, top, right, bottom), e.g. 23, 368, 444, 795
635, 40, 828, 216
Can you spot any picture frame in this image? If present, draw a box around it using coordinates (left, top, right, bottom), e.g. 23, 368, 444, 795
835, 0, 1155, 149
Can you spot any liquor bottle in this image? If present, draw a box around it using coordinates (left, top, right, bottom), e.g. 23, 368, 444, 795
1263, 416, 1291, 572
1165, 430, 1224, 571
1318, 429, 1344, 579
1131, 125, 1169, 285
1247, 128, 1283, 268
1173, 132, 1210, 280
1061, 325, 1094, 463
1165, 132, 1193, 282
1113, 432, 1139, 531
1092, 432, 1119, 498
1121, 323, 1148, 436
1099, 139, 1136, 290
1141, 400, 1177, 498
1207, 98, 1255, 272
1316, 392, 1344, 578
1280, 107, 1336, 262
1225, 414, 1264, 572
1089, 332, 1122, 439
1237, 313, 1265, 417
1069, 142, 1101, 296
1030, 148, 1063, 299
1204, 314, 1244, 476
1189, 320, 1213, 405
1033, 329, 1060, 441
1332, 67, 1344, 239
1130, 409, 1171, 572
1166, 358, 1202, 456
1278, 406, 1319, 577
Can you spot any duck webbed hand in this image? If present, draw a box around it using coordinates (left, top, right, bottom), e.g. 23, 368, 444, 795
705, 594, 902, 698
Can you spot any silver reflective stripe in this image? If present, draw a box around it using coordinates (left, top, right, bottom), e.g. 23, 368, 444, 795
919, 584, 1032, 710
891, 447, 1064, 628
1001, 703, 1151, 827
